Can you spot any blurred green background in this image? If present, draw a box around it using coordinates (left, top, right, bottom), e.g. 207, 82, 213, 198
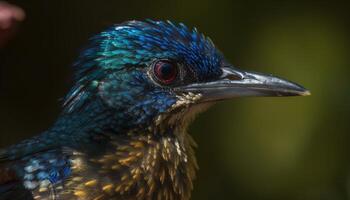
1, 0, 350, 199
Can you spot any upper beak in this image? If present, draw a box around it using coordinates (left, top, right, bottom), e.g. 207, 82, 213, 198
176, 66, 310, 102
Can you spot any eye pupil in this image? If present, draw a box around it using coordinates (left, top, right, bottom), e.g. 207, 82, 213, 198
154, 60, 178, 84
159, 63, 173, 78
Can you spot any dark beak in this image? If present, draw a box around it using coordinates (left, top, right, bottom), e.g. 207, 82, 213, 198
176, 66, 310, 102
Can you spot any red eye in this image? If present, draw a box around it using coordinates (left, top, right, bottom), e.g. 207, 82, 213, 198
153, 60, 178, 85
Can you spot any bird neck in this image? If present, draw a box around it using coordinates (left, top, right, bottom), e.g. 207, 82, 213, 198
46, 99, 211, 199
94, 103, 212, 199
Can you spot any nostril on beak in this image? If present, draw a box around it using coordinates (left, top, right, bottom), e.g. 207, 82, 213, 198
226, 73, 242, 81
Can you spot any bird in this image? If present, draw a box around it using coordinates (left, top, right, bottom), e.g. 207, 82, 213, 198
0, 20, 309, 200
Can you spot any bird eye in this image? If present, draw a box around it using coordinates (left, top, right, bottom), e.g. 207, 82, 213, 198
153, 60, 178, 85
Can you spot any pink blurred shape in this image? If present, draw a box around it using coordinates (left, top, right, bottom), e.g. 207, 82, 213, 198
0, 1, 25, 47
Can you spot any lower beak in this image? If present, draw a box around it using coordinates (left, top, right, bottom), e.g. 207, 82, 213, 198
176, 67, 310, 102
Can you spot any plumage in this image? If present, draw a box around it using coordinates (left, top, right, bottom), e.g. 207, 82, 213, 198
0, 20, 309, 200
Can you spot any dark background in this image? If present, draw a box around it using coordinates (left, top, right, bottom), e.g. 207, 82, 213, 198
1, 0, 350, 199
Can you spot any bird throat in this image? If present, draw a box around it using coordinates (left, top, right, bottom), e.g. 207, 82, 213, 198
65, 103, 214, 200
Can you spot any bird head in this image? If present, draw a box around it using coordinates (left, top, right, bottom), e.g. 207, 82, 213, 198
63, 20, 309, 133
